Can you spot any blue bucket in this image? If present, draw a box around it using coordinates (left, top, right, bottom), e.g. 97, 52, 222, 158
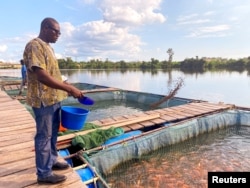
61, 106, 89, 130
58, 149, 73, 167
76, 167, 95, 188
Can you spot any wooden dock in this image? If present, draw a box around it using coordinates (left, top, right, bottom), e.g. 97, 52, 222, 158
0, 87, 235, 188
0, 90, 86, 188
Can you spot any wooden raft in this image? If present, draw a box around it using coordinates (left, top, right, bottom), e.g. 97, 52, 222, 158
57, 101, 235, 148
0, 88, 235, 188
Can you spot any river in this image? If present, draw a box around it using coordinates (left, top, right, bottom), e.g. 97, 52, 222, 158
1, 69, 250, 107
1, 69, 250, 187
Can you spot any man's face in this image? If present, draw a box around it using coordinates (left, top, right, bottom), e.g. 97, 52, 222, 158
44, 22, 61, 43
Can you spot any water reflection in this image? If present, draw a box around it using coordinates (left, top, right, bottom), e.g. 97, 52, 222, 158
1, 69, 250, 107
59, 69, 250, 107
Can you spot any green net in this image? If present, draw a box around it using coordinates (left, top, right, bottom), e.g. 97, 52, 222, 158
72, 127, 123, 150
58, 122, 124, 150
68, 109, 250, 187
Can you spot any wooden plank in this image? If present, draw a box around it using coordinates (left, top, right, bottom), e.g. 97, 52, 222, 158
99, 117, 116, 125
61, 180, 87, 188
0, 148, 35, 165
0, 131, 35, 142
139, 121, 155, 127
0, 168, 37, 188
0, 127, 35, 136
127, 123, 144, 130
158, 114, 177, 122
0, 104, 26, 110
161, 108, 195, 118
176, 105, 209, 114
112, 116, 128, 121
0, 140, 34, 152
197, 102, 233, 110
0, 157, 35, 177
162, 112, 186, 119
0, 134, 34, 147
0, 116, 34, 125
26, 168, 86, 188
186, 103, 222, 111
58, 113, 160, 142
0, 123, 35, 132
0, 105, 25, 110
0, 167, 83, 188
122, 126, 132, 132
150, 118, 167, 124
89, 120, 102, 126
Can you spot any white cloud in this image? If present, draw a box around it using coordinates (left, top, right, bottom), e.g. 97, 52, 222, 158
178, 19, 210, 25
186, 25, 230, 38
60, 20, 143, 60
0, 45, 7, 52
177, 14, 199, 22
199, 25, 230, 33
177, 12, 212, 25
100, 0, 166, 26
58, 0, 165, 61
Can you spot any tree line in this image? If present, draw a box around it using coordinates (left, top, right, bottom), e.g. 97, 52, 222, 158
58, 56, 250, 72
1, 56, 250, 72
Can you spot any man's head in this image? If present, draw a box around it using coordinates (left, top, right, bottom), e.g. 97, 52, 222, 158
20, 59, 24, 65
38, 17, 61, 43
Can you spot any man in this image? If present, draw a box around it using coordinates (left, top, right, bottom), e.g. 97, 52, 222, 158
18, 59, 27, 95
23, 17, 84, 184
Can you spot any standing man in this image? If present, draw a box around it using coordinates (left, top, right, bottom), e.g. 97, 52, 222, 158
23, 17, 84, 184
18, 59, 27, 95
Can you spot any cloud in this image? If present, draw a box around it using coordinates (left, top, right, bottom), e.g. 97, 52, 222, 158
60, 20, 143, 60
100, 0, 166, 26
177, 13, 212, 25
178, 19, 211, 25
186, 24, 230, 38
199, 25, 230, 33
59, 0, 165, 61
0, 44, 7, 53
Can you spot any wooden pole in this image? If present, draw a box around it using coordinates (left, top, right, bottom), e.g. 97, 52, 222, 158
78, 154, 111, 188
81, 87, 119, 94
58, 113, 160, 142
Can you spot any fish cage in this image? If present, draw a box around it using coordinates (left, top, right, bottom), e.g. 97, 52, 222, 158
58, 108, 250, 187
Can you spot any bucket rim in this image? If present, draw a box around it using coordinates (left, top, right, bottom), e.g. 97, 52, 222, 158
61, 106, 89, 115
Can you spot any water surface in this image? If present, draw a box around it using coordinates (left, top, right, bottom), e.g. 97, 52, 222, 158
105, 125, 250, 188
1, 69, 249, 107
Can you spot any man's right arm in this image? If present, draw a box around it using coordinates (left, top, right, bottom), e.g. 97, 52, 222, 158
33, 67, 84, 98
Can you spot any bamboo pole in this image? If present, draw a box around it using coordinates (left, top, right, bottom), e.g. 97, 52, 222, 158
78, 154, 111, 188
73, 164, 88, 170
81, 87, 120, 94
83, 177, 99, 186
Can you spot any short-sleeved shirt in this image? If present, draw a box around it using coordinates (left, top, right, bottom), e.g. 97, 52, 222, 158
23, 37, 67, 108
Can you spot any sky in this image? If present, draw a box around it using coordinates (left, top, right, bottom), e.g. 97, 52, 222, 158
1, 0, 250, 63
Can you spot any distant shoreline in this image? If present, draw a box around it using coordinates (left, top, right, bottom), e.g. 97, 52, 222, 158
0, 64, 21, 69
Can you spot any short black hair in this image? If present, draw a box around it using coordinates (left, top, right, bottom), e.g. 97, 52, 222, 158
41, 17, 58, 29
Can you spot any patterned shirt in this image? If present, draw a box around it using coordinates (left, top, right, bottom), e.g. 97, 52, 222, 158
23, 38, 67, 108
